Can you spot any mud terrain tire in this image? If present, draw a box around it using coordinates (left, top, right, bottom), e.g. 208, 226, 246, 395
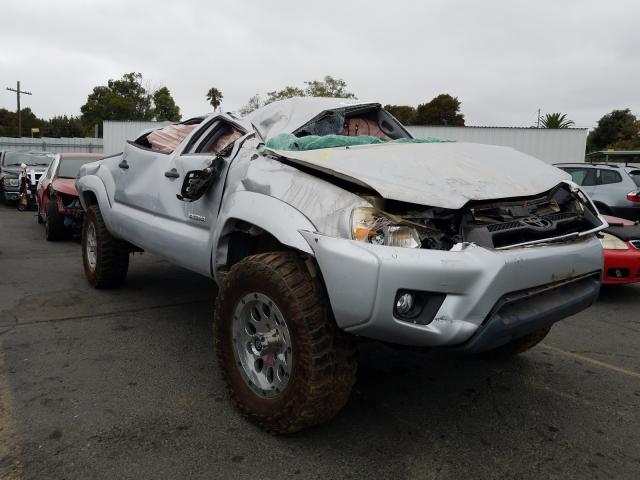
214, 252, 357, 434
82, 205, 129, 288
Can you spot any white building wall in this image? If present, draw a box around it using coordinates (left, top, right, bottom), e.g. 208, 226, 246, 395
407, 126, 588, 165
103, 120, 171, 154
0, 136, 103, 153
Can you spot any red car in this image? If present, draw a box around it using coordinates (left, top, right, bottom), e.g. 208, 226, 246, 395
36, 153, 104, 241
600, 215, 640, 284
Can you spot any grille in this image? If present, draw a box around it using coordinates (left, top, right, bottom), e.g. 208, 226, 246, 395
487, 221, 521, 232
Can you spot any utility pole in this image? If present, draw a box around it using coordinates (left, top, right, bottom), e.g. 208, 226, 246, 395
6, 81, 32, 137
536, 108, 541, 129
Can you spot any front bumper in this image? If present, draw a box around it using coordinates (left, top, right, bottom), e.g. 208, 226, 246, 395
602, 245, 640, 284
301, 232, 603, 350
2, 186, 20, 201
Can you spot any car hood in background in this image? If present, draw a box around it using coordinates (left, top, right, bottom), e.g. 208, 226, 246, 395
52, 178, 78, 196
266, 141, 571, 209
2, 165, 48, 176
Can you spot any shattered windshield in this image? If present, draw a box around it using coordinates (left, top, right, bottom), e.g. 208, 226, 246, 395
294, 105, 411, 140
3, 152, 55, 166
262, 103, 454, 151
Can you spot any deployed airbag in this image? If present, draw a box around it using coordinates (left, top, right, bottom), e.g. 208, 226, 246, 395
147, 124, 197, 153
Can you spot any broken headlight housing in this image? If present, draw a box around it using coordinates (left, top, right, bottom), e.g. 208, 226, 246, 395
351, 207, 421, 248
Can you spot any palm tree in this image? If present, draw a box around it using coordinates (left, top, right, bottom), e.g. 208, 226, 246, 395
206, 87, 223, 111
540, 112, 575, 129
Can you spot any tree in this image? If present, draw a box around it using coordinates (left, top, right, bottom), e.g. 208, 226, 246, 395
415, 94, 465, 126
153, 87, 181, 121
539, 112, 574, 128
81, 73, 181, 134
0, 108, 17, 136
238, 75, 357, 116
206, 87, 224, 111
384, 105, 417, 125
42, 115, 85, 137
304, 76, 356, 99
587, 109, 640, 151
239, 94, 264, 116
265, 86, 305, 104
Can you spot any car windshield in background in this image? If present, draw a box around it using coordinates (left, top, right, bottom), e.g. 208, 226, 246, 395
3, 152, 55, 166
57, 157, 96, 178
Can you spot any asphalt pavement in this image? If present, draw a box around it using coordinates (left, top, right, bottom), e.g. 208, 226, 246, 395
0, 206, 639, 480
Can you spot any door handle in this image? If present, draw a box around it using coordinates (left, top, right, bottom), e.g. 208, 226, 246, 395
118, 159, 129, 169
164, 168, 180, 179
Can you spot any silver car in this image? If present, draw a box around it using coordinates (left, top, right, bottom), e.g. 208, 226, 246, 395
76, 98, 606, 433
555, 162, 640, 220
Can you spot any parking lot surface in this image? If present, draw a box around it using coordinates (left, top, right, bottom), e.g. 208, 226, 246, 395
1, 206, 639, 480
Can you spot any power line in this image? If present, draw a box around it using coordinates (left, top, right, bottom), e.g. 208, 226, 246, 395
6, 81, 32, 137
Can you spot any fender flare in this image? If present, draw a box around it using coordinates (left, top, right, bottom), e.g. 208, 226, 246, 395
76, 175, 111, 213
212, 191, 316, 275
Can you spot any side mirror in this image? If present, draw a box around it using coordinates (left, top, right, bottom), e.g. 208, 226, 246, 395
177, 156, 225, 202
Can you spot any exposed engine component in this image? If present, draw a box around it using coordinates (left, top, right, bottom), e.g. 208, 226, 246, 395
356, 183, 601, 251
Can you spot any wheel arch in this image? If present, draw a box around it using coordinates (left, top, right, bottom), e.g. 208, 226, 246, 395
212, 192, 316, 280
77, 175, 110, 212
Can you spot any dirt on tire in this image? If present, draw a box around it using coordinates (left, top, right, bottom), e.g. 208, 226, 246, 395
214, 252, 357, 434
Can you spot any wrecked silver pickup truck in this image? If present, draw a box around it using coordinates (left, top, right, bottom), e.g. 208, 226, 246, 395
76, 97, 606, 433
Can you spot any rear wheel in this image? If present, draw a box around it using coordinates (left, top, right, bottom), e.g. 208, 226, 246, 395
45, 198, 66, 240
82, 205, 129, 288
484, 327, 551, 359
214, 252, 357, 434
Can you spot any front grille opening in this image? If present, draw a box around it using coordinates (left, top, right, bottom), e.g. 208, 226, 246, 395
607, 268, 629, 279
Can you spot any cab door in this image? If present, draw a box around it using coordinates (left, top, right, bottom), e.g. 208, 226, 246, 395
152, 118, 246, 275
113, 141, 165, 211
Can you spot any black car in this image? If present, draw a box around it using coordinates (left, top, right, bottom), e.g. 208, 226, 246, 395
0, 151, 55, 204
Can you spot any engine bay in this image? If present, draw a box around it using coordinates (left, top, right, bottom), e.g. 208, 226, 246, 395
360, 183, 603, 250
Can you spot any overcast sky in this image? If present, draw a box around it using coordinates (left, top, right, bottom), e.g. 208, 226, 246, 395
1, 0, 638, 128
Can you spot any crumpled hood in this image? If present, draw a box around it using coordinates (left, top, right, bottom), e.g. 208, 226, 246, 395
52, 178, 78, 196
266, 141, 571, 210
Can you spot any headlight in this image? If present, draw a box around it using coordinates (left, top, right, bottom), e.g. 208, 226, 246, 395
351, 207, 421, 248
599, 232, 628, 250
4, 177, 19, 187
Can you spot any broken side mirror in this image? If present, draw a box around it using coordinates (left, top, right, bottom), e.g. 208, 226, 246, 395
177, 156, 225, 202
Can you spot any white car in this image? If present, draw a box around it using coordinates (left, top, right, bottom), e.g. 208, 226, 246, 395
76, 97, 606, 433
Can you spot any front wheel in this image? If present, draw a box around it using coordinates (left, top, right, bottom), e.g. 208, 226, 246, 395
81, 205, 129, 288
214, 252, 357, 434
45, 198, 65, 240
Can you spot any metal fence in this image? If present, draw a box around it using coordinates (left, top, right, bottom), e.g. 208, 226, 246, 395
406, 126, 588, 165
103, 120, 171, 154
0, 136, 103, 153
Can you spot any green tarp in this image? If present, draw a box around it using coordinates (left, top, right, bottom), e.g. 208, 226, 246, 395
264, 133, 453, 151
